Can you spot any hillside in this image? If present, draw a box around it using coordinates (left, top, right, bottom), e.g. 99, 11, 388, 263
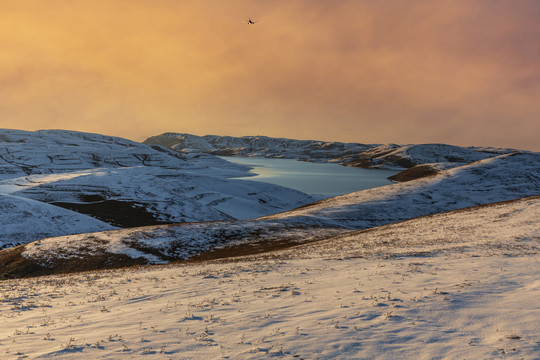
1, 130, 539, 358
0, 129, 315, 248
1, 196, 538, 359
3, 151, 538, 278
144, 132, 373, 161
0, 193, 116, 250
144, 132, 517, 172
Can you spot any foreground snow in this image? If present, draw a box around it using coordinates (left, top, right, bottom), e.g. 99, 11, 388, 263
1, 196, 539, 359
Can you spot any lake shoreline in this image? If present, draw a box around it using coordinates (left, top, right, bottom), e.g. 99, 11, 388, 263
219, 156, 399, 197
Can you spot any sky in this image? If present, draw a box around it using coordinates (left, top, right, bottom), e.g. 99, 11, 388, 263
1, 0, 539, 151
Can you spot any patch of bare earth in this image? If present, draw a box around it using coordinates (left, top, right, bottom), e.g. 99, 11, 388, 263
0, 245, 148, 280
186, 237, 320, 263
388, 164, 440, 182
0, 246, 46, 279
51, 200, 166, 227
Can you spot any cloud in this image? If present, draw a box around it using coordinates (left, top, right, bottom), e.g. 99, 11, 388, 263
0, 0, 539, 150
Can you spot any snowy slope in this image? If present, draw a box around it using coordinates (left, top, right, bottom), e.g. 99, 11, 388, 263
0, 129, 316, 249
3, 167, 314, 225
1, 196, 539, 359
340, 142, 504, 169
6, 151, 538, 276
0, 129, 188, 179
275, 195, 540, 260
263, 152, 540, 228
144, 132, 517, 169
0, 194, 116, 249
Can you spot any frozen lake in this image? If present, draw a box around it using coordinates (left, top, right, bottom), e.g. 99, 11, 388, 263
220, 156, 399, 197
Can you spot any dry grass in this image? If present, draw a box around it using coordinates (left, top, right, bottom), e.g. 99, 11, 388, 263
51, 200, 165, 228
0, 245, 147, 280
388, 164, 440, 182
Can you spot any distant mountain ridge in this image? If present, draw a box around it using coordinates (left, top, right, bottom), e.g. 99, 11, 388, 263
144, 133, 373, 161
143, 133, 519, 172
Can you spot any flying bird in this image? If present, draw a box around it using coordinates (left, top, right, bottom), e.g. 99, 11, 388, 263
246, 17, 258, 25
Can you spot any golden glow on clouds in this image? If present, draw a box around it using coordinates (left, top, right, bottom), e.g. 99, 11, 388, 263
1, 0, 539, 150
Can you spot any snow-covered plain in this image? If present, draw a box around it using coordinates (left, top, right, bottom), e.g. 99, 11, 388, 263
1, 196, 539, 359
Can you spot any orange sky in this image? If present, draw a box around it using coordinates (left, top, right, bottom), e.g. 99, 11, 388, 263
1, 0, 539, 150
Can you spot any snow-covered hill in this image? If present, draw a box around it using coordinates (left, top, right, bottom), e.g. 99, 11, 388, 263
0, 194, 116, 250
0, 129, 315, 248
144, 132, 517, 171
1, 196, 539, 359
0, 129, 187, 179
4, 151, 538, 277
263, 152, 540, 228
2, 130, 539, 358
339, 143, 508, 169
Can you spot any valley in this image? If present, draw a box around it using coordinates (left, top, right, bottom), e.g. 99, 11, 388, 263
0, 129, 539, 359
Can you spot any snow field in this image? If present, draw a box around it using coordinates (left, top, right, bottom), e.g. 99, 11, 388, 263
2, 196, 539, 359
1, 255, 539, 359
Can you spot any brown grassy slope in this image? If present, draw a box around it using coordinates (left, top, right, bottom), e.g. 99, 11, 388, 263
0, 245, 147, 280
1, 196, 538, 280
388, 164, 440, 182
